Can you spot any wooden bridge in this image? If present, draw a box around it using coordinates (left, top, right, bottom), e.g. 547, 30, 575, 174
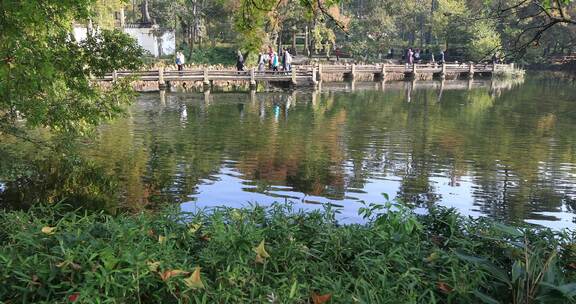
101, 63, 517, 89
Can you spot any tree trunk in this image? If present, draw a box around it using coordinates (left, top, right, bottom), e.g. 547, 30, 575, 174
305, 25, 310, 56
141, 0, 152, 24
292, 30, 297, 55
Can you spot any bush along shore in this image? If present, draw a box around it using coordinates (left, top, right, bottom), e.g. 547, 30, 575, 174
1, 203, 576, 304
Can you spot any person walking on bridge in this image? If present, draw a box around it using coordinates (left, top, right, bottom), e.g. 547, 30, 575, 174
271, 51, 279, 72
236, 50, 245, 71
175, 51, 185, 71
492, 53, 499, 64
407, 48, 414, 65
282, 48, 292, 72
438, 49, 445, 64
258, 51, 266, 71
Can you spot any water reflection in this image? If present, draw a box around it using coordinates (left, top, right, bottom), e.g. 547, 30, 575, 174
2, 77, 576, 228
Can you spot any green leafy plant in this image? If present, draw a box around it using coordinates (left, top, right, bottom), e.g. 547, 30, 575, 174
1, 203, 574, 303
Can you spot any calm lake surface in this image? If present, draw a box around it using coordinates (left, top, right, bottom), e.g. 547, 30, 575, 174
21, 75, 576, 227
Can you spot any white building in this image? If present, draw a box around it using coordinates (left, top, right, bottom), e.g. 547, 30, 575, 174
123, 25, 175, 57
72, 24, 175, 58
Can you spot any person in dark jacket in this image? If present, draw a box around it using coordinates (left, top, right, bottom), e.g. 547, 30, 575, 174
236, 50, 244, 71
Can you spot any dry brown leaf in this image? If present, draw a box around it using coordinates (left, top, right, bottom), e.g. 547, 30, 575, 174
183, 266, 205, 289
311, 292, 332, 304
160, 269, 189, 281
437, 282, 453, 294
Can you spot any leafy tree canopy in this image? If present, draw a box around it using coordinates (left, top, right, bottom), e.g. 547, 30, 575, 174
0, 0, 144, 136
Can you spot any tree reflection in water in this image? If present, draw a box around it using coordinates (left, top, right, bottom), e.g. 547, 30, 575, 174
1, 76, 576, 227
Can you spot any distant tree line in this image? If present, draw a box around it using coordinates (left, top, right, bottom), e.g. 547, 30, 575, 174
120, 0, 575, 63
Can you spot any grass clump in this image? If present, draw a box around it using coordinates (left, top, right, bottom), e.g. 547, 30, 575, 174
0, 203, 575, 303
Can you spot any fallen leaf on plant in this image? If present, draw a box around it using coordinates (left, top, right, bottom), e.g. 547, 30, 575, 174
188, 223, 202, 234
147, 261, 161, 272
56, 261, 81, 270
200, 234, 211, 241
68, 293, 79, 302
160, 269, 189, 281
311, 292, 332, 304
183, 266, 205, 289
41, 226, 56, 235
568, 263, 576, 270
158, 235, 166, 244
147, 229, 156, 237
253, 239, 270, 263
437, 282, 453, 293
255, 253, 266, 264
424, 252, 439, 262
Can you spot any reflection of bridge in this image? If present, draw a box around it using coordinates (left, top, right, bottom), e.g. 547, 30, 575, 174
161, 78, 525, 107
318, 78, 525, 93
100, 63, 519, 90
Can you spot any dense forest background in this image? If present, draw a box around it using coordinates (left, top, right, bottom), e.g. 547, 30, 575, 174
114, 0, 576, 64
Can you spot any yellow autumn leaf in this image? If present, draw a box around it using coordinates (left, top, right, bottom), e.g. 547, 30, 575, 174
158, 235, 166, 244
253, 240, 270, 258
184, 266, 205, 289
253, 239, 270, 263
188, 223, 202, 234
160, 269, 188, 281
147, 261, 160, 272
41, 226, 56, 235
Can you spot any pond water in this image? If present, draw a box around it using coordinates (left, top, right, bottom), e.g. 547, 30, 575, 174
3, 75, 576, 228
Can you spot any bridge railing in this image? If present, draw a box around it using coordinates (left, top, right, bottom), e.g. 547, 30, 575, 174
99, 63, 514, 83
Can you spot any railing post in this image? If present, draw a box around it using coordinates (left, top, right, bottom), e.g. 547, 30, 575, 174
318, 64, 323, 81
412, 63, 417, 75
250, 68, 256, 89
112, 70, 118, 82
351, 63, 356, 80
203, 68, 210, 90
312, 66, 318, 85
291, 67, 297, 86
381, 63, 386, 79
468, 62, 474, 79
158, 66, 165, 88
441, 63, 446, 79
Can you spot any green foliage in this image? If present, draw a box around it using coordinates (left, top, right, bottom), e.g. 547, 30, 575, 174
183, 45, 237, 66
0, 1, 143, 136
1, 203, 575, 303
91, 0, 129, 28
469, 21, 502, 61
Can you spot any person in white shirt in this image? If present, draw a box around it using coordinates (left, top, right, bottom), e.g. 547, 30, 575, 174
175, 51, 185, 71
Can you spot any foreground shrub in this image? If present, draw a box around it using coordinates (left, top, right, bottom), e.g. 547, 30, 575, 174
0, 203, 575, 303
